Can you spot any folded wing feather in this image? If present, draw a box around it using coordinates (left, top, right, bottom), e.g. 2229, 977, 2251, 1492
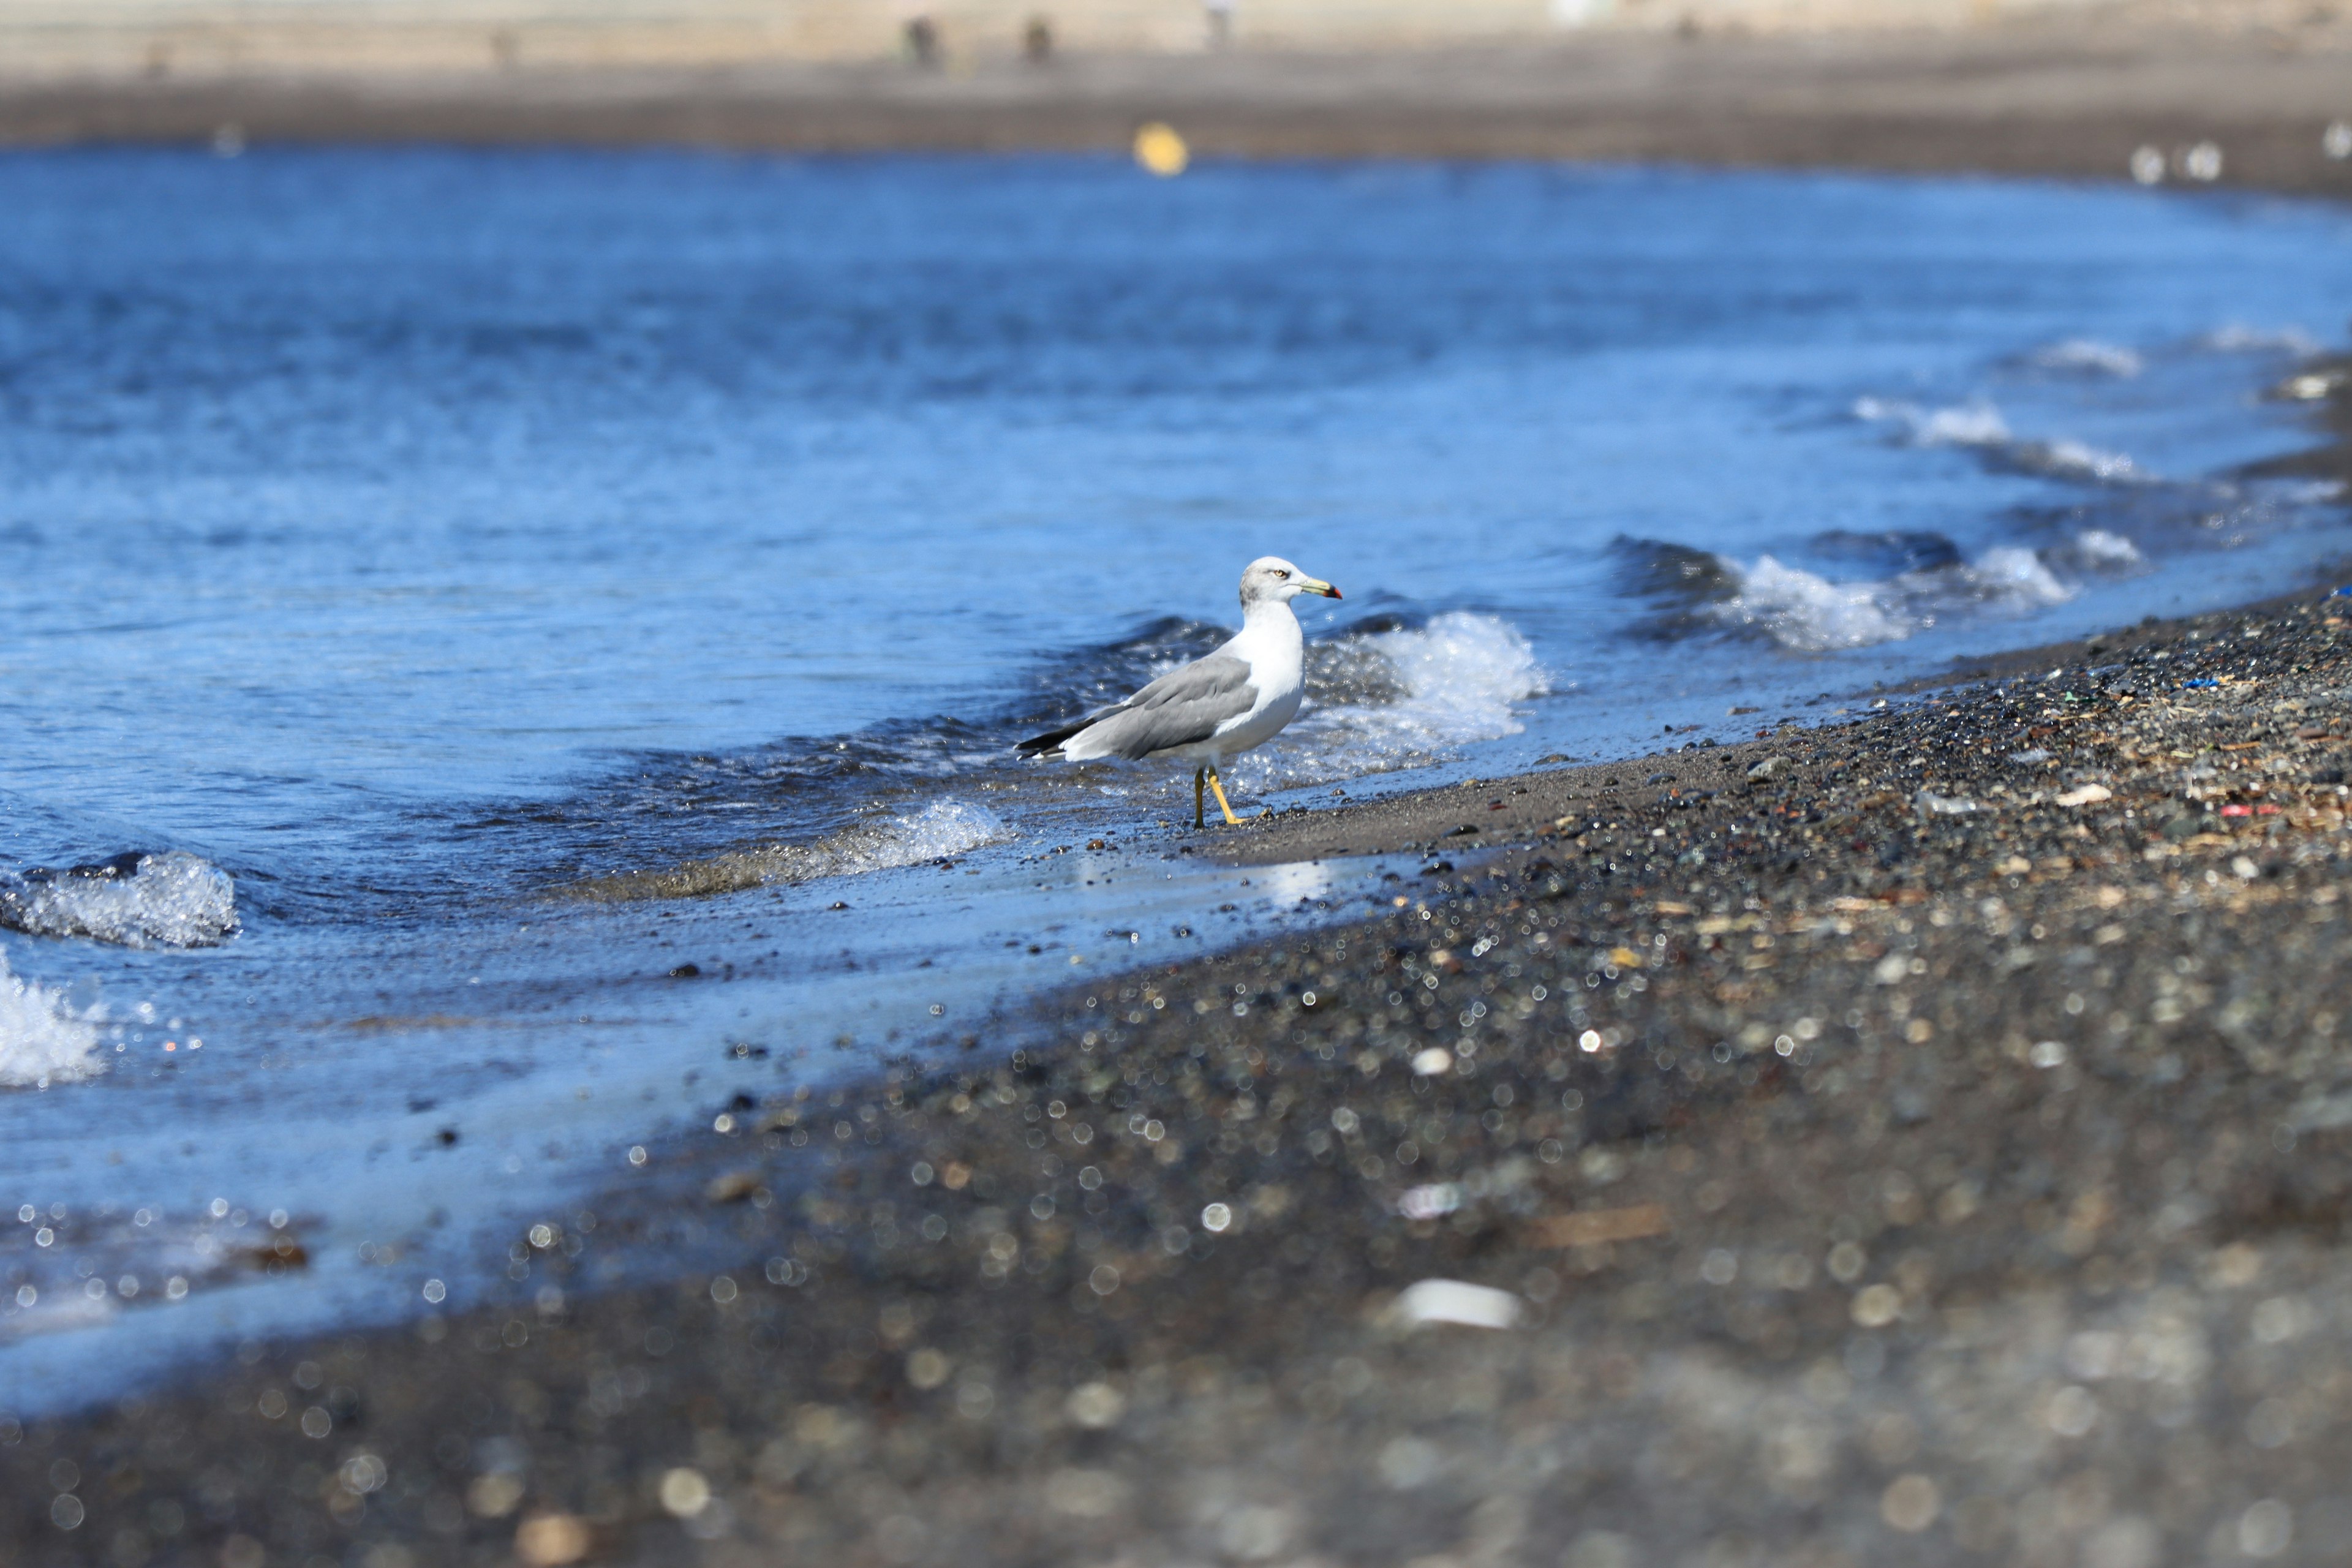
1019, 654, 1257, 761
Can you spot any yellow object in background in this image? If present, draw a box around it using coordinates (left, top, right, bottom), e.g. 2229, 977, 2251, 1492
1133, 122, 1189, 176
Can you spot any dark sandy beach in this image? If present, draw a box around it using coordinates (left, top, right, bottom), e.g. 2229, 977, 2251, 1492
4, 364, 2348, 1563
6, 15, 2352, 196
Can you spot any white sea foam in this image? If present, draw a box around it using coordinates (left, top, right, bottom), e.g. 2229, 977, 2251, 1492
1853, 397, 2010, 448
1362, 612, 1551, 747
1240, 612, 1547, 789
2071, 529, 2146, 570
2027, 440, 2142, 483
2030, 339, 2144, 377
1855, 397, 2147, 484
0, 851, 239, 949
2198, 325, 2321, 356
0, 955, 105, 1089
567, 799, 1008, 902
1703, 545, 2078, 653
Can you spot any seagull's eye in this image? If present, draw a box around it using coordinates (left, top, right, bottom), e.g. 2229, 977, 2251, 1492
1275, 570, 1290, 579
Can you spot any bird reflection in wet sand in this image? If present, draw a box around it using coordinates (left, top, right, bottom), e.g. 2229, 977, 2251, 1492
1019, 557, 1342, 827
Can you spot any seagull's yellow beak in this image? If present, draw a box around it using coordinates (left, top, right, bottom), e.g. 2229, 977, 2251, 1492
1298, 576, 1341, 600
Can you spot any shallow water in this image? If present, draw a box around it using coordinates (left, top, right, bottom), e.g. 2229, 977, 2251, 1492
2, 148, 2347, 1410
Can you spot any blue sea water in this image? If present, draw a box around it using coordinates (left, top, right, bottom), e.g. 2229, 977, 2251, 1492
1, 148, 2347, 1410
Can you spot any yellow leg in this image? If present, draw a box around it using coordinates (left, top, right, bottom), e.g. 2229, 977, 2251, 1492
1206, 764, 1243, 827
1193, 767, 1206, 830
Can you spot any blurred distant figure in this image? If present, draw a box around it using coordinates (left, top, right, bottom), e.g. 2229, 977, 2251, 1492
904, 15, 941, 67
490, 29, 519, 70
1204, 0, 1233, 49
1023, 15, 1054, 63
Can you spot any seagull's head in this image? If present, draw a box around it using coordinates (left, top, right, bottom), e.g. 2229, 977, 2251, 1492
1239, 556, 1341, 607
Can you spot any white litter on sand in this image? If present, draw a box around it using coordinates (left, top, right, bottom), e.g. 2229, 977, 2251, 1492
1389, 1279, 1525, 1331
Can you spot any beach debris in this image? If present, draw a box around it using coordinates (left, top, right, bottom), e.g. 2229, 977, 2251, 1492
1397, 1183, 1462, 1219
2287, 1092, 2352, 1134
705, 1170, 763, 1205
1746, 756, 1789, 781
2008, 748, 2052, 764
2054, 783, 2113, 806
1387, 1279, 1525, 1331
1528, 1203, 1671, 1249
2328, 121, 2352, 160
2129, 145, 2165, 184
658, 1468, 713, 1518
235, 1232, 309, 1272
2179, 141, 2223, 182
469, 1473, 524, 1518
514, 1514, 592, 1567
1915, 790, 1977, 815
1410, 1047, 1453, 1076
1064, 1381, 1126, 1428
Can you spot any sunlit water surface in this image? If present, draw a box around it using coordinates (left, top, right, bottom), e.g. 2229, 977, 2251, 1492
2, 148, 2348, 1411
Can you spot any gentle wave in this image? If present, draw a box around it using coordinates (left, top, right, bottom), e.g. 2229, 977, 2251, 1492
0, 956, 104, 1089
1619, 530, 2145, 653
2198, 325, 2321, 356
1705, 548, 2073, 652
0, 851, 239, 949
560, 799, 1008, 902
2028, 339, 2144, 377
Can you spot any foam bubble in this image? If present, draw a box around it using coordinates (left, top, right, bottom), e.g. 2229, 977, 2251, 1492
2030, 339, 2144, 377
0, 852, 239, 949
564, 799, 1008, 902
0, 955, 105, 1089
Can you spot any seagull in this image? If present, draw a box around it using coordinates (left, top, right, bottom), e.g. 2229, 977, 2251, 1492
1018, 557, 1342, 827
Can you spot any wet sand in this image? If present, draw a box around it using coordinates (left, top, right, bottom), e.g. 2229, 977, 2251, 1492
7, 17, 2352, 195
5, 379, 2350, 1563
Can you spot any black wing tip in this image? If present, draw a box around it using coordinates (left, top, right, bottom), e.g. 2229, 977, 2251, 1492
1016, 720, 1087, 757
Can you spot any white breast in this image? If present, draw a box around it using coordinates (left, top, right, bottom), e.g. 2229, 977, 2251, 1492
1207, 601, 1306, 760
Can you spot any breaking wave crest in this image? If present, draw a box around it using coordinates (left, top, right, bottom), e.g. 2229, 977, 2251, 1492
1237, 611, 1548, 788
1617, 530, 2145, 653
1853, 397, 2145, 484
1705, 548, 2073, 652
560, 799, 1008, 902
0, 852, 239, 948
0, 956, 104, 1089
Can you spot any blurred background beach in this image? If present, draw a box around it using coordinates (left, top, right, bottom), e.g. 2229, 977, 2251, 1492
2, 0, 2348, 194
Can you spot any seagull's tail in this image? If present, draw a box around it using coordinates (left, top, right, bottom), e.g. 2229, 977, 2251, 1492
1015, 719, 1087, 759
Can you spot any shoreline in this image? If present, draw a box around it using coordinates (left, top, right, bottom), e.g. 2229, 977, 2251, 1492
4, 20, 2352, 195
8, 557, 2351, 1557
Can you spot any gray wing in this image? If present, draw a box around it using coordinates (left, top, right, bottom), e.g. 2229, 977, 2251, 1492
1059, 654, 1256, 760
